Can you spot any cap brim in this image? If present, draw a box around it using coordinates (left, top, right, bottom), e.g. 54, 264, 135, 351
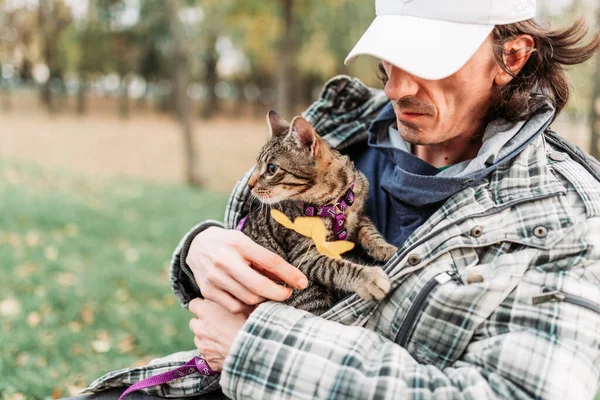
345, 15, 494, 80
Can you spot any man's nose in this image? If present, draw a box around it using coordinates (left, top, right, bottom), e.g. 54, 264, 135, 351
384, 66, 420, 101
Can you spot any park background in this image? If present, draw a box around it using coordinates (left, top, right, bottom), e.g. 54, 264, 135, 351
1, 0, 599, 398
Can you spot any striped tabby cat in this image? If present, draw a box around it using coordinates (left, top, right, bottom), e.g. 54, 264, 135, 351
240, 110, 397, 315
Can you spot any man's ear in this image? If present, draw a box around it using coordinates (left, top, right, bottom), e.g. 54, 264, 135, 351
290, 116, 319, 156
494, 34, 535, 86
266, 110, 290, 138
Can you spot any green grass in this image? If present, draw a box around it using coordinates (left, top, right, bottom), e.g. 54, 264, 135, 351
0, 160, 229, 399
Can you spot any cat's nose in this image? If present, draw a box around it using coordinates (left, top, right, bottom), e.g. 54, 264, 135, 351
248, 170, 259, 189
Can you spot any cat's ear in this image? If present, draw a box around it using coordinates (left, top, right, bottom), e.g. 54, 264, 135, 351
290, 116, 319, 156
266, 110, 290, 138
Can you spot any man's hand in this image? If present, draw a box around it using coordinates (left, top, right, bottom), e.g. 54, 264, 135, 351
186, 227, 308, 314
188, 297, 249, 372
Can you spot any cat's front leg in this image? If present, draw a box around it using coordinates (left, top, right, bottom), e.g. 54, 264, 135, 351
299, 253, 391, 301
356, 216, 398, 262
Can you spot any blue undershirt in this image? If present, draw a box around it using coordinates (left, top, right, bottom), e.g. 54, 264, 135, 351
346, 101, 553, 248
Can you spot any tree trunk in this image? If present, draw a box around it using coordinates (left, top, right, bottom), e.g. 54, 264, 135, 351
119, 74, 130, 119
166, 0, 201, 186
38, 0, 56, 113
76, 72, 87, 115
276, 0, 294, 118
0, 64, 11, 112
202, 34, 219, 119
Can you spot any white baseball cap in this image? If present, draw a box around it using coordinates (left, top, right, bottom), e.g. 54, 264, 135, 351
345, 0, 537, 80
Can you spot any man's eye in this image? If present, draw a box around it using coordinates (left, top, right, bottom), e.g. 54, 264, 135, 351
267, 163, 278, 175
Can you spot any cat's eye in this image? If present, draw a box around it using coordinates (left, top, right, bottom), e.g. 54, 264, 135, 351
267, 163, 278, 175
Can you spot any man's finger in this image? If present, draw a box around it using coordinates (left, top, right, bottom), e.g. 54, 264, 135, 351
219, 270, 267, 306
188, 298, 204, 317
223, 255, 294, 301
237, 236, 308, 289
189, 317, 203, 336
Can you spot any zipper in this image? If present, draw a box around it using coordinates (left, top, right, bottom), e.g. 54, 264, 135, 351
532, 287, 600, 314
394, 271, 457, 347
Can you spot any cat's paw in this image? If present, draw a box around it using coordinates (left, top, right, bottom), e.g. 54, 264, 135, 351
355, 267, 391, 301
370, 244, 399, 262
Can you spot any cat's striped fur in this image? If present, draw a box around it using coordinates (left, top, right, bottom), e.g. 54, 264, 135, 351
240, 111, 397, 315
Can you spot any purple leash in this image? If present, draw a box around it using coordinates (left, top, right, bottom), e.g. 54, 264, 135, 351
118, 356, 216, 400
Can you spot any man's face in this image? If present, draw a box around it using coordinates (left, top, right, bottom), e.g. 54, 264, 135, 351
381, 36, 498, 145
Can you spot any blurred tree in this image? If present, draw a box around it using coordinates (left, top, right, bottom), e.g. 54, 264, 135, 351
198, 0, 232, 119
38, 0, 71, 113
166, 0, 202, 186
137, 0, 170, 109
276, 0, 294, 118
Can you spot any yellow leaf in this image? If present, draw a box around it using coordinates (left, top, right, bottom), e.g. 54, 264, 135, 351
270, 210, 355, 259
270, 209, 295, 230
316, 241, 355, 260
52, 387, 62, 399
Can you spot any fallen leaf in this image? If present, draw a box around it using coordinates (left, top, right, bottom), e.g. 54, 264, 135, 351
24, 231, 42, 247
0, 297, 22, 317
69, 321, 82, 333
124, 209, 139, 222
16, 262, 40, 278
65, 224, 79, 237
81, 303, 94, 324
40, 333, 53, 347
56, 272, 77, 287
52, 387, 62, 399
117, 335, 135, 353
162, 324, 176, 337
91, 339, 111, 353
44, 246, 59, 261
6, 232, 22, 247
16, 353, 30, 367
125, 248, 139, 263
36, 355, 48, 367
72, 343, 83, 355
96, 330, 110, 341
66, 385, 85, 396
27, 312, 41, 327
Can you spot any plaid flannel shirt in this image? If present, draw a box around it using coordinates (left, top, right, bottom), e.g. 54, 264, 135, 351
84, 75, 600, 400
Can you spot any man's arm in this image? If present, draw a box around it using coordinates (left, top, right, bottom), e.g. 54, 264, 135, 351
220, 300, 600, 400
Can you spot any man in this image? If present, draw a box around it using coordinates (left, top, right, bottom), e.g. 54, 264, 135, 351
81, 0, 600, 399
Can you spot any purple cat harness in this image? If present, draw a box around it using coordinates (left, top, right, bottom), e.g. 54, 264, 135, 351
302, 178, 355, 240
236, 178, 356, 240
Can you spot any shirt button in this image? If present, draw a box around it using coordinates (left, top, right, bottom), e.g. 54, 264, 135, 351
407, 254, 421, 266
548, 152, 567, 162
466, 272, 484, 284
533, 226, 548, 238
470, 226, 483, 238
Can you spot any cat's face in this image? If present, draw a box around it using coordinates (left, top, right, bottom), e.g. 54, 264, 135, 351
248, 111, 334, 205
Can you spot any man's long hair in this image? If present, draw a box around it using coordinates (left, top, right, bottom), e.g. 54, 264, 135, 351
377, 18, 600, 123
489, 18, 600, 122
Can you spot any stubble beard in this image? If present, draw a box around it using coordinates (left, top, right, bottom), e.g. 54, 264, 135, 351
396, 119, 440, 146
